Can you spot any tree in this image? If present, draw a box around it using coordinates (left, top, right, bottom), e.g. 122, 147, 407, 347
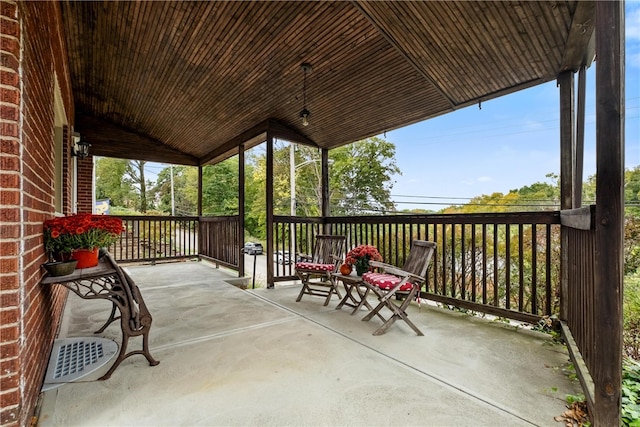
95, 157, 135, 208
125, 160, 151, 213
153, 166, 196, 215
328, 137, 400, 215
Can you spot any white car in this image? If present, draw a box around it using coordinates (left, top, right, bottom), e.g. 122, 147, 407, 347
274, 251, 292, 265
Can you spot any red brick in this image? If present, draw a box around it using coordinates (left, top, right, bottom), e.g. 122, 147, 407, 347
0, 105, 18, 121
0, 307, 18, 325
0, 373, 18, 390
0, 291, 18, 307
0, 139, 19, 155
0, 208, 18, 222
0, 274, 18, 290
0, 341, 18, 359
0, 35, 19, 57
0, 356, 18, 376
0, 403, 19, 426
0, 20, 19, 40
0, 67, 18, 87
0, 87, 19, 105
0, 51, 18, 70
0, 240, 18, 256
0, 154, 18, 170
0, 172, 18, 188
0, 2, 18, 20
0, 191, 19, 206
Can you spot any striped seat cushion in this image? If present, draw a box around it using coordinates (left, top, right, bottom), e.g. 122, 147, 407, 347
362, 272, 413, 291
295, 262, 335, 272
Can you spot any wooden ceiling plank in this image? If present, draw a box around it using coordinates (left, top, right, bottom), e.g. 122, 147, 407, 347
355, 1, 458, 108
400, 1, 480, 102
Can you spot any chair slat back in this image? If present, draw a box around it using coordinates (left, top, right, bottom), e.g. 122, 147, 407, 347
402, 240, 436, 278
311, 235, 346, 264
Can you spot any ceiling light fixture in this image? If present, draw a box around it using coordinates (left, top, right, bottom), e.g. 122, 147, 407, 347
299, 63, 312, 127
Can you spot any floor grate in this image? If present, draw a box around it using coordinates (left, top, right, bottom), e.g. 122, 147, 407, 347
42, 337, 118, 391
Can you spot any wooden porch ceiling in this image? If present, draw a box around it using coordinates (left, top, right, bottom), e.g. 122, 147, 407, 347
62, 1, 595, 166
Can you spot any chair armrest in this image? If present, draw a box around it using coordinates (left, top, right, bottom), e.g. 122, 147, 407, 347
298, 253, 312, 261
369, 261, 424, 282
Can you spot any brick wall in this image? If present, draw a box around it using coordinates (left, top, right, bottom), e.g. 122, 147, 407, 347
0, 1, 74, 425
77, 157, 93, 213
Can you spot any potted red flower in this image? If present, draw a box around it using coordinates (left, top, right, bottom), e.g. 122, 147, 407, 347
43, 214, 124, 268
345, 244, 383, 276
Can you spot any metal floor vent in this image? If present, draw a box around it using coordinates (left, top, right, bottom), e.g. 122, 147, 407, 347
42, 337, 118, 391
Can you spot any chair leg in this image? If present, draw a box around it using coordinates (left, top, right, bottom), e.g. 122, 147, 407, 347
369, 287, 424, 336
296, 273, 309, 302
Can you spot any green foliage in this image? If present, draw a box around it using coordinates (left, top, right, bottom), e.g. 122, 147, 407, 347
329, 137, 401, 215
623, 359, 640, 427
625, 275, 640, 360
153, 166, 196, 215
95, 158, 133, 207
96, 158, 154, 212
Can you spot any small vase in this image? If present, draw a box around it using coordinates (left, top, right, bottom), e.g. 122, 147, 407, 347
355, 261, 369, 276
71, 247, 100, 269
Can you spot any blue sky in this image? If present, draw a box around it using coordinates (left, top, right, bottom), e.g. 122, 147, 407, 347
386, 2, 640, 210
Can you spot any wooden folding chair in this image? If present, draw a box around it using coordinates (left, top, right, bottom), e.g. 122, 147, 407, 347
295, 235, 346, 305
361, 240, 436, 336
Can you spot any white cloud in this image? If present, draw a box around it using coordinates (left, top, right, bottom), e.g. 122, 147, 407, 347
627, 7, 640, 40
477, 176, 492, 183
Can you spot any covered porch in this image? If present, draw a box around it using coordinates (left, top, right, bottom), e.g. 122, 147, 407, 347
37, 261, 581, 426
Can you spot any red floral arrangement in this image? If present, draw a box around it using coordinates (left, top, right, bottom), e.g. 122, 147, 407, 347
44, 214, 124, 259
345, 244, 383, 275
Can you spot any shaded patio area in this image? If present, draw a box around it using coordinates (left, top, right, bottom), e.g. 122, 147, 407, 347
37, 261, 582, 426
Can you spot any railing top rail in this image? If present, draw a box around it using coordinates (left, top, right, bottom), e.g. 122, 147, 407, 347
275, 211, 561, 225
115, 215, 199, 221
199, 215, 240, 222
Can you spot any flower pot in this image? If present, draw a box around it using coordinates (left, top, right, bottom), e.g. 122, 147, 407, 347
71, 247, 100, 268
355, 262, 369, 276
42, 260, 78, 277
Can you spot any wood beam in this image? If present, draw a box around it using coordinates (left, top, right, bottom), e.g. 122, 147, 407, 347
560, 0, 596, 72
575, 66, 587, 207
593, 1, 624, 424
238, 145, 245, 278
321, 148, 330, 231
199, 119, 316, 166
266, 135, 275, 288
75, 114, 198, 165
559, 71, 575, 210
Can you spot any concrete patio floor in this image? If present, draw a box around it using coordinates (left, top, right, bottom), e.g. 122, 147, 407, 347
36, 260, 582, 426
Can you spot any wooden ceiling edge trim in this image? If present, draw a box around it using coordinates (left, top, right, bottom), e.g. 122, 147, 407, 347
199, 119, 317, 166
452, 77, 556, 112
352, 0, 457, 110
199, 121, 269, 165
76, 113, 199, 166
266, 119, 317, 147
560, 1, 596, 72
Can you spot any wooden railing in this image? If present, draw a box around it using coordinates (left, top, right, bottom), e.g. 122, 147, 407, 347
559, 206, 597, 409
199, 215, 240, 269
273, 212, 561, 323
110, 215, 241, 269
109, 216, 198, 263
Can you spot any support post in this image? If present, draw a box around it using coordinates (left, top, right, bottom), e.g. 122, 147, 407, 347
321, 148, 330, 233
575, 66, 587, 207
266, 135, 274, 288
558, 70, 574, 322
593, 1, 624, 424
238, 145, 245, 278
197, 165, 203, 256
